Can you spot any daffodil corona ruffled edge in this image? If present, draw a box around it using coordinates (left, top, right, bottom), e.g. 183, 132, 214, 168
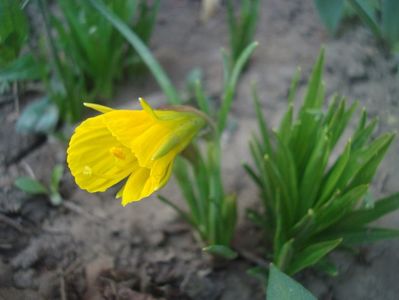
67, 98, 206, 206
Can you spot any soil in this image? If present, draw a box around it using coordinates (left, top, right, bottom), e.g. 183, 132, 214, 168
1, 0, 399, 299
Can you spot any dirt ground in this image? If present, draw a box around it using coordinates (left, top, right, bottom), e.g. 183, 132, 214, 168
1, 1, 399, 299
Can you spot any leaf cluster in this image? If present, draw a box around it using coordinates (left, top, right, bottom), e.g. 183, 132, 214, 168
315, 0, 399, 52
226, 0, 260, 69
246, 49, 399, 275
14, 164, 64, 206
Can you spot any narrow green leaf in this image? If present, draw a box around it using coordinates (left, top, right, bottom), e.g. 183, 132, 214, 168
287, 238, 342, 275
15, 177, 48, 195
0, 54, 45, 82
315, 185, 369, 232
314, 257, 338, 277
302, 48, 325, 110
278, 103, 293, 144
299, 130, 329, 212
252, 83, 272, 153
381, 0, 399, 47
348, 133, 394, 188
347, 0, 382, 39
319, 139, 351, 204
267, 264, 316, 300
194, 79, 210, 115
243, 163, 262, 187
217, 41, 258, 133
0, 0, 28, 63
50, 164, 64, 193
88, 0, 181, 104
352, 115, 377, 150
337, 192, 399, 229
203, 245, 238, 260
337, 133, 394, 190
287, 67, 301, 104
329, 227, 399, 246
275, 238, 294, 272
314, 0, 345, 33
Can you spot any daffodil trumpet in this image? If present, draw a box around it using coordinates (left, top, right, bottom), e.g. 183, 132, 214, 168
67, 98, 206, 206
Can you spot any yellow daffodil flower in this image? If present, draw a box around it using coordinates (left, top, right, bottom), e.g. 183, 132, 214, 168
67, 98, 206, 206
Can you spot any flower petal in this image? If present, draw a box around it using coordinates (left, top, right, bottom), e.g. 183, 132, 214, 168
67, 115, 136, 192
84, 102, 113, 113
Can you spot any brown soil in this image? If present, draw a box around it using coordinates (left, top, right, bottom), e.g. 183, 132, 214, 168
1, 1, 399, 299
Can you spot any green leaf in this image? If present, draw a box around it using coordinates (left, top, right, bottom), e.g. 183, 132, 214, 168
0, 54, 46, 82
88, 0, 180, 104
203, 245, 238, 260
314, 0, 345, 33
329, 227, 399, 246
50, 164, 64, 194
267, 264, 316, 300
319, 139, 351, 204
286, 238, 342, 275
347, 0, 382, 39
50, 192, 63, 206
314, 185, 369, 232
314, 257, 338, 277
217, 41, 258, 133
381, 0, 399, 47
336, 192, 399, 229
0, 0, 28, 63
275, 238, 294, 272
14, 177, 48, 195
16, 97, 59, 134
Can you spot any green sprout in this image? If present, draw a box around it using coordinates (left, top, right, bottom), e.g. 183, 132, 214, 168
226, 0, 260, 70
15, 164, 65, 206
245, 49, 399, 275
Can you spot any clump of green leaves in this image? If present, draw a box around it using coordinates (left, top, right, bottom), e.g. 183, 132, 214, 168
315, 0, 399, 52
245, 49, 399, 275
0, 0, 46, 92
159, 42, 258, 259
15, 164, 64, 206
226, 0, 260, 70
52, 0, 159, 99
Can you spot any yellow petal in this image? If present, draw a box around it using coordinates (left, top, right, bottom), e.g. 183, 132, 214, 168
139, 97, 159, 120
84, 102, 113, 113
103, 110, 153, 148
121, 167, 152, 205
67, 115, 136, 193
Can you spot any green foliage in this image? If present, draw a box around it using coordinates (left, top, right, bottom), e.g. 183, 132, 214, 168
266, 265, 316, 300
15, 177, 48, 195
159, 43, 257, 258
314, 0, 345, 33
0, 54, 46, 82
16, 97, 59, 134
226, 0, 260, 69
246, 49, 399, 275
52, 0, 159, 98
315, 0, 399, 51
14, 164, 65, 206
89, 0, 180, 104
0, 0, 28, 66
